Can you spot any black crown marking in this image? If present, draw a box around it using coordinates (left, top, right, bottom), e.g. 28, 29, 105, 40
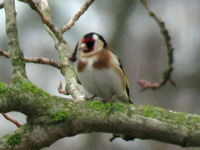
83, 32, 107, 48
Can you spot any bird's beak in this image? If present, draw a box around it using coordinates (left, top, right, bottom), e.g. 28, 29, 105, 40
80, 43, 88, 52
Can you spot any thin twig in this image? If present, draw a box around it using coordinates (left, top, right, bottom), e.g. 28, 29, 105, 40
20, 0, 62, 40
1, 113, 22, 128
0, 2, 4, 9
0, 49, 9, 58
0, 49, 61, 69
61, 0, 95, 33
58, 81, 68, 95
69, 42, 79, 62
139, 0, 175, 91
24, 56, 61, 69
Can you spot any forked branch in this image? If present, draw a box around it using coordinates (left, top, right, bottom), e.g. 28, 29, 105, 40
61, 0, 94, 33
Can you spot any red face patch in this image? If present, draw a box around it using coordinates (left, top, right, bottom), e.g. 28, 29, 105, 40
81, 38, 95, 53
81, 38, 94, 44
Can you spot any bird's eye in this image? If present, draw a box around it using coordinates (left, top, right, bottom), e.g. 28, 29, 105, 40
82, 38, 95, 51
86, 41, 95, 50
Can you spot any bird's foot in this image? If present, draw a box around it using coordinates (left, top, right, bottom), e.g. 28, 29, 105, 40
86, 95, 97, 101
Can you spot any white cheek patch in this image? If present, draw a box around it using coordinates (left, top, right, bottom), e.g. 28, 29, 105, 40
94, 39, 104, 52
81, 43, 87, 49
93, 34, 99, 40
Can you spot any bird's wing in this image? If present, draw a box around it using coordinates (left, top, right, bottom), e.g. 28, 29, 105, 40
110, 52, 131, 101
117, 58, 130, 99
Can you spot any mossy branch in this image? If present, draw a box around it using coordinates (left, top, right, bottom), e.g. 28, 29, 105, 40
4, 0, 27, 80
1, 82, 200, 149
2, 1, 198, 149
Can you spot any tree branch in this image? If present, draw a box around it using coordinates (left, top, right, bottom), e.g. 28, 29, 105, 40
24, 56, 61, 69
1, 113, 22, 128
0, 49, 61, 69
61, 0, 95, 33
19, 0, 86, 101
19, 0, 62, 41
139, 0, 175, 91
1, 82, 200, 149
4, 0, 27, 80
68, 42, 79, 62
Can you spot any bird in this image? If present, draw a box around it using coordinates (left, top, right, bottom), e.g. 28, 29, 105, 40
76, 32, 133, 103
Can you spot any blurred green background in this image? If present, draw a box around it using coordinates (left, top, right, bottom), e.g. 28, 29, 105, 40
0, 0, 200, 149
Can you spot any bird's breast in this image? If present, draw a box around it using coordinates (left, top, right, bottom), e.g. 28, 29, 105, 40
77, 56, 97, 73
76, 56, 124, 98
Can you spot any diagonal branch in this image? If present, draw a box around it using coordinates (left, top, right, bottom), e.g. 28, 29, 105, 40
61, 0, 95, 33
69, 42, 79, 62
0, 49, 9, 58
1, 113, 22, 128
20, 0, 86, 101
20, 0, 85, 101
138, 0, 175, 91
0, 49, 61, 69
19, 0, 62, 41
4, 0, 27, 80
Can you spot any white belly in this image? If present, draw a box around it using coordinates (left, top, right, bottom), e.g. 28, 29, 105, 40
77, 64, 124, 99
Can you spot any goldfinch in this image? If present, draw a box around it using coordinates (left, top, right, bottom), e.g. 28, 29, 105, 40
77, 32, 133, 103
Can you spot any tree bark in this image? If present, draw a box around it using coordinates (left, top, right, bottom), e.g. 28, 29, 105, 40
1, 82, 200, 149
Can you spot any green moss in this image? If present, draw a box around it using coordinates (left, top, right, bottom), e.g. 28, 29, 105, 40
143, 107, 156, 118
138, 105, 200, 127
111, 103, 125, 112
140, 105, 155, 118
90, 100, 107, 111
51, 110, 70, 122
7, 132, 21, 146
189, 117, 200, 124
172, 112, 186, 124
0, 82, 8, 94
14, 79, 48, 96
89, 100, 125, 114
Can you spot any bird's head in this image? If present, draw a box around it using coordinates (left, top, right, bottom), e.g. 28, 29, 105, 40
80, 32, 107, 54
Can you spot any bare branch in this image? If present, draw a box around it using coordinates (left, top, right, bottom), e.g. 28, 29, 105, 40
20, 0, 86, 101
0, 49, 9, 58
24, 56, 61, 69
69, 42, 79, 62
0, 2, 4, 9
58, 81, 68, 95
1, 113, 21, 128
61, 0, 94, 33
0, 49, 61, 69
139, 0, 175, 91
19, 0, 62, 41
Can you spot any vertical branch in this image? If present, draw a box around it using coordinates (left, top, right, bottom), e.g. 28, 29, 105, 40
4, 0, 27, 80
